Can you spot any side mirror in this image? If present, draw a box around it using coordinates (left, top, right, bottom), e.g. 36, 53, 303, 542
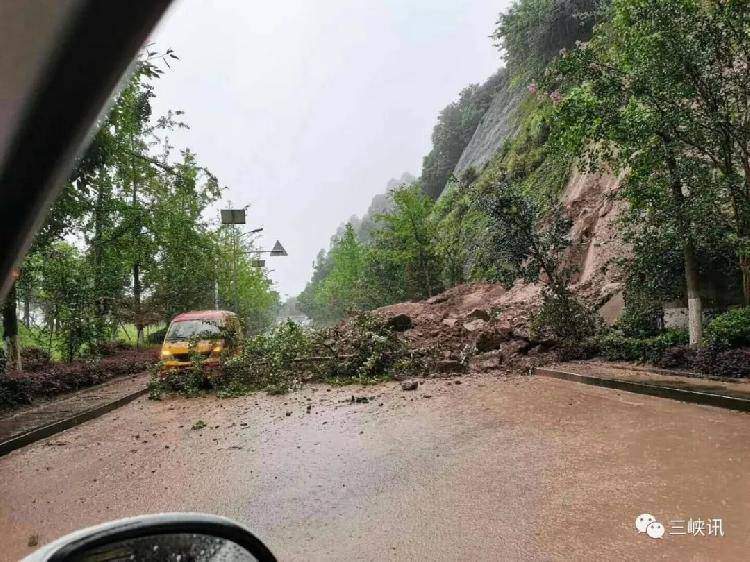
23, 513, 277, 562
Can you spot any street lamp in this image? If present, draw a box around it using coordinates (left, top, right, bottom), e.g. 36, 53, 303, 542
218, 207, 287, 313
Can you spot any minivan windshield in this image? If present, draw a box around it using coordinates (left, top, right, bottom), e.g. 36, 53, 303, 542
165, 320, 222, 342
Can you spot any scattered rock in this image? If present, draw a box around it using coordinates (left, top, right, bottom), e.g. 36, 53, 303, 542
437, 359, 463, 373
442, 318, 458, 328
426, 294, 448, 304
512, 326, 531, 341
463, 319, 487, 332
28, 534, 38, 547
500, 339, 532, 356
385, 313, 413, 332
453, 379, 462, 385
470, 350, 504, 372
306, 404, 312, 413
466, 308, 491, 321
401, 380, 418, 391
285, 411, 292, 417
190, 420, 206, 431
475, 329, 512, 352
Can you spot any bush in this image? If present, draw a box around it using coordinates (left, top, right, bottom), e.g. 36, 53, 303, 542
531, 290, 598, 342
654, 345, 696, 369
709, 349, 750, 378
617, 296, 663, 338
555, 337, 600, 361
596, 329, 688, 363
90, 340, 134, 357
704, 307, 750, 350
0, 348, 157, 409
151, 312, 436, 398
146, 328, 167, 345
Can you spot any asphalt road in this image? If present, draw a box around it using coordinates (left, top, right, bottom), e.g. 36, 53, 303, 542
1, 373, 749, 561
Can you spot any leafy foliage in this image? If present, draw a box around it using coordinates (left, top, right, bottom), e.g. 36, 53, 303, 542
299, 184, 444, 324
493, 0, 601, 81
704, 308, 750, 351
4, 48, 278, 365
153, 313, 434, 397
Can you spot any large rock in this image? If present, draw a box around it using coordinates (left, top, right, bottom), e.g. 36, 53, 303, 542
469, 350, 504, 372
442, 317, 458, 328
475, 328, 512, 353
436, 359, 464, 373
499, 339, 532, 356
385, 313, 413, 332
462, 319, 487, 332
466, 308, 491, 321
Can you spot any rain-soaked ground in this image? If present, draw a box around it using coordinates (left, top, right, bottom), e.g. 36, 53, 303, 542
1, 372, 749, 561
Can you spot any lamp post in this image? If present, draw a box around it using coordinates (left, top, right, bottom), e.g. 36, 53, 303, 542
221, 206, 248, 313
219, 207, 287, 314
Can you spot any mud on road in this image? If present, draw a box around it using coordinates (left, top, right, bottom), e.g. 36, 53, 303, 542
1, 373, 749, 561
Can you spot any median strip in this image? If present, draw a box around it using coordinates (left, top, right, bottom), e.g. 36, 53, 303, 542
535, 366, 750, 413
0, 373, 150, 457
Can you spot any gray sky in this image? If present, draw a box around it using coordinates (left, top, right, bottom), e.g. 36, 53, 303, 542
150, 0, 508, 298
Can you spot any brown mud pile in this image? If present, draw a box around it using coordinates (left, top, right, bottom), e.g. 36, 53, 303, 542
373, 282, 554, 374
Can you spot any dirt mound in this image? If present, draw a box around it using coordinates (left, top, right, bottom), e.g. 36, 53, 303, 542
373, 282, 553, 374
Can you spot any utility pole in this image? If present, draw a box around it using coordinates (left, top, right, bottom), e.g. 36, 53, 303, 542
220, 206, 287, 317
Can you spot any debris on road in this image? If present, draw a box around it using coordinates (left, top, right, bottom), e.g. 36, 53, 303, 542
401, 381, 418, 391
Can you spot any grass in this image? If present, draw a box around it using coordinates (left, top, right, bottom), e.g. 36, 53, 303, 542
1, 322, 164, 363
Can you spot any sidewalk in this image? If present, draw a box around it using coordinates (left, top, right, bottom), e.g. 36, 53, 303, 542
0, 371, 150, 455
536, 361, 750, 412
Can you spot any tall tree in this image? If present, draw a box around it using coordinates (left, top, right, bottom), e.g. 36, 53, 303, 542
544, 0, 750, 344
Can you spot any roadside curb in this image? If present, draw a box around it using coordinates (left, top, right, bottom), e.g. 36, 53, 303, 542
0, 387, 148, 457
534, 367, 750, 413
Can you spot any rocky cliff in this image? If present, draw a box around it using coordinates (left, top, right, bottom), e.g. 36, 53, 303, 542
453, 74, 526, 176
453, 84, 627, 323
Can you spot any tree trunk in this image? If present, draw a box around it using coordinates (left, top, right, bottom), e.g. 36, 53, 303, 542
683, 237, 703, 346
664, 142, 702, 346
133, 261, 144, 348
741, 256, 750, 306
92, 180, 108, 342
130, 144, 144, 348
2, 281, 22, 372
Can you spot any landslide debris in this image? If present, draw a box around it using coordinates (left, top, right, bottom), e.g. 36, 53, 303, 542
373, 282, 559, 373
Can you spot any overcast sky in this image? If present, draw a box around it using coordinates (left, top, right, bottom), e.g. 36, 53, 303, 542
150, 0, 508, 298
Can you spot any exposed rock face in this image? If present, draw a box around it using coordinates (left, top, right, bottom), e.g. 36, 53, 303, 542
454, 76, 526, 176
561, 168, 626, 316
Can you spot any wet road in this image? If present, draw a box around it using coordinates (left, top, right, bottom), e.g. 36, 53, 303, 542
1, 373, 749, 561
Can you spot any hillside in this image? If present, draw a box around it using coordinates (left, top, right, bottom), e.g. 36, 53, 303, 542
298, 0, 748, 362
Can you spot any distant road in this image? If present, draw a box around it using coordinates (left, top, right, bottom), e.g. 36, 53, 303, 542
1, 374, 748, 560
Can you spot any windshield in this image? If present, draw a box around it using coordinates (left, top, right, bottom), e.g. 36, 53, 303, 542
165, 320, 222, 342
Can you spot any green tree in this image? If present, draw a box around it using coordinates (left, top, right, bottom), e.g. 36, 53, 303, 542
371, 184, 443, 299
214, 226, 280, 334
545, 0, 749, 344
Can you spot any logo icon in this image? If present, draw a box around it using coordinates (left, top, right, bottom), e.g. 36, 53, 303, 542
636, 513, 664, 539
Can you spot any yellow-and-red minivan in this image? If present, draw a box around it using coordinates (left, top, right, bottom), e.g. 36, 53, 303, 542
160, 310, 241, 369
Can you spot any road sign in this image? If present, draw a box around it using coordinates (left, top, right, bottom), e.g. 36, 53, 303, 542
270, 240, 288, 256
221, 209, 246, 224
